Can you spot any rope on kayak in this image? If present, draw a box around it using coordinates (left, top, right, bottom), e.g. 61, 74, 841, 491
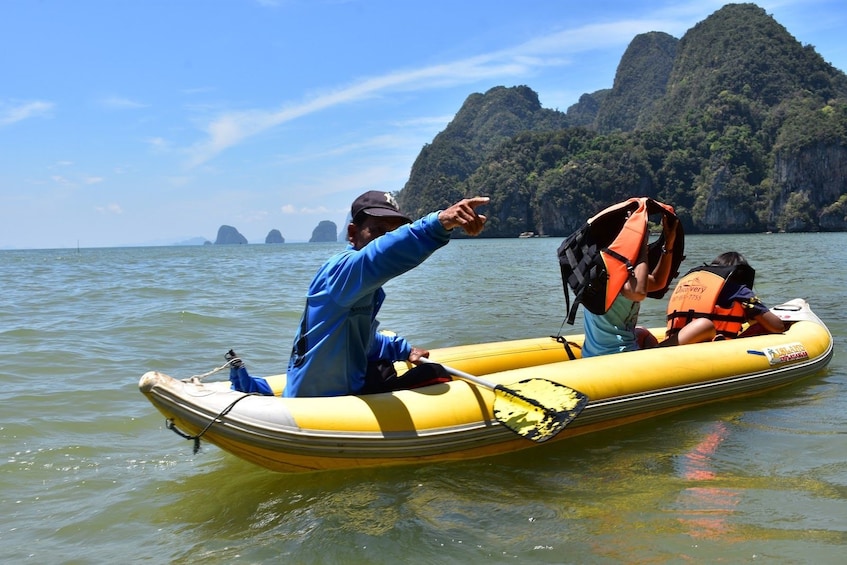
165, 392, 255, 454
184, 358, 235, 383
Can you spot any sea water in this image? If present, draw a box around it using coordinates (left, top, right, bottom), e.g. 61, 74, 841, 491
2, 234, 846, 563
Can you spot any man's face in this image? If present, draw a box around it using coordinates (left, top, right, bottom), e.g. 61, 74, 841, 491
348, 215, 407, 250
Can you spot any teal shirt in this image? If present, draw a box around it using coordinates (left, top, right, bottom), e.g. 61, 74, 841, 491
582, 294, 641, 357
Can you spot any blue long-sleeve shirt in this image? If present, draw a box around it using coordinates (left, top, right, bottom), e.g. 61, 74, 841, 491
284, 212, 451, 397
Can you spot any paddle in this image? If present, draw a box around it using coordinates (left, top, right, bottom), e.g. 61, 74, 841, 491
420, 358, 588, 443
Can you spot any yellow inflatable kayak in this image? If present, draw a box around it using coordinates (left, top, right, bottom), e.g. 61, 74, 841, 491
138, 299, 833, 473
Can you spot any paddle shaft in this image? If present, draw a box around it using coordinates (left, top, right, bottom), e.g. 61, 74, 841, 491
418, 358, 500, 391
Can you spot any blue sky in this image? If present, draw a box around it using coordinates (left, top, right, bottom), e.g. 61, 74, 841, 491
2, 0, 845, 248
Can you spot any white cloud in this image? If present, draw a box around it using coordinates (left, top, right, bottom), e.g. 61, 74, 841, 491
235, 210, 270, 224
391, 115, 455, 128
281, 204, 345, 215
84, 176, 104, 184
100, 96, 148, 109
274, 134, 421, 166
96, 203, 123, 214
0, 100, 55, 126
146, 137, 171, 152
167, 176, 193, 186
181, 86, 216, 95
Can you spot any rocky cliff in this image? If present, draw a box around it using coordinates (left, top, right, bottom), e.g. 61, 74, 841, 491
773, 143, 847, 231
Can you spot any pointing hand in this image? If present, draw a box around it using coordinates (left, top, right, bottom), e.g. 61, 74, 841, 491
438, 196, 490, 236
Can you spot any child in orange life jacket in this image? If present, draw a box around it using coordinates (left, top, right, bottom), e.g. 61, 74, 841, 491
662, 251, 784, 346
582, 215, 679, 357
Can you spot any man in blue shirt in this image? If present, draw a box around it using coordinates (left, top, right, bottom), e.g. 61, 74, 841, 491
282, 190, 488, 397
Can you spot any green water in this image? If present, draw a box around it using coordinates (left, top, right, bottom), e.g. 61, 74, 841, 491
2, 234, 845, 563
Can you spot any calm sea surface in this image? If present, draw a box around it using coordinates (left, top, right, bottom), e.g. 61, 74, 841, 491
2, 234, 845, 563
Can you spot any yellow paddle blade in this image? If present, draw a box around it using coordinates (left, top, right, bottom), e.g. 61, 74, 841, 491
492, 379, 589, 443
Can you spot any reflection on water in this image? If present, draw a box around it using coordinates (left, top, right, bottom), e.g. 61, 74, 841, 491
674, 419, 742, 541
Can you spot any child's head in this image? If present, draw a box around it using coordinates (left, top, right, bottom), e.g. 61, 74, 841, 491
711, 251, 755, 287
710, 251, 748, 267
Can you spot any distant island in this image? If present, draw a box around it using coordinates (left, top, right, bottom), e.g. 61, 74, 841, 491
175, 224, 347, 245
266, 229, 285, 244
214, 225, 248, 245
174, 237, 210, 246
309, 220, 337, 242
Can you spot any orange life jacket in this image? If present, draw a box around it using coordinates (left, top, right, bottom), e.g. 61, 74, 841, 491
666, 265, 754, 338
558, 197, 684, 325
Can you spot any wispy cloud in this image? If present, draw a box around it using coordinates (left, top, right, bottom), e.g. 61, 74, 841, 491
100, 96, 148, 109
0, 100, 55, 126
281, 204, 343, 215
278, 163, 409, 205
183, 55, 542, 167
237, 210, 270, 223
274, 133, 423, 166
391, 115, 456, 128
47, 168, 104, 187
184, 8, 709, 166
146, 137, 171, 152
181, 86, 217, 95
96, 203, 123, 214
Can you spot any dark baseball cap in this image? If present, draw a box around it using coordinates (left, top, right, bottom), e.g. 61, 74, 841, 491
350, 190, 411, 224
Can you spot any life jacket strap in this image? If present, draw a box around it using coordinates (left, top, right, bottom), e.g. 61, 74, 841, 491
552, 334, 580, 360
601, 246, 635, 275
666, 311, 747, 324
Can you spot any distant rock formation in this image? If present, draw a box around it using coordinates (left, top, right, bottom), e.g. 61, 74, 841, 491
214, 225, 248, 245
309, 220, 337, 242
265, 229, 285, 244
174, 236, 210, 246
